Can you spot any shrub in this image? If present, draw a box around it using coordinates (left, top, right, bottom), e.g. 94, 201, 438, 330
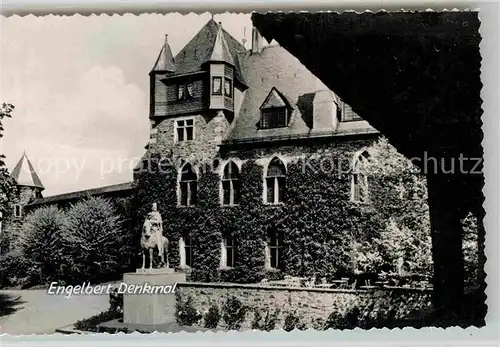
73, 309, 122, 332
0, 250, 32, 288
324, 305, 361, 330
251, 309, 263, 330
203, 303, 221, 329
251, 308, 280, 331
109, 287, 123, 314
221, 296, 247, 331
175, 293, 202, 326
60, 197, 132, 284
17, 206, 66, 284
283, 311, 301, 332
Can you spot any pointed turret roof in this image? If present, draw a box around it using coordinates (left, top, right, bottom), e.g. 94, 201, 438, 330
207, 22, 235, 65
151, 34, 176, 73
169, 19, 246, 83
11, 152, 44, 190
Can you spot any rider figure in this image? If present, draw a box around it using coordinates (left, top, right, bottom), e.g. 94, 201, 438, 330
147, 202, 163, 243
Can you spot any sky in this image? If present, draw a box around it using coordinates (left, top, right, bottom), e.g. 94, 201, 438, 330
0, 13, 255, 196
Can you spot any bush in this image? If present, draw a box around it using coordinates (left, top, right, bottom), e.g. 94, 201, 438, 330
251, 308, 280, 331
0, 250, 32, 288
283, 311, 302, 332
203, 303, 221, 329
17, 206, 66, 284
221, 296, 247, 330
324, 305, 360, 330
251, 309, 263, 330
60, 197, 132, 284
175, 293, 202, 326
73, 309, 122, 332
109, 287, 123, 314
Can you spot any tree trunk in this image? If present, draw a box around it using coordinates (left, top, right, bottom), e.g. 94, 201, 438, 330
427, 174, 465, 324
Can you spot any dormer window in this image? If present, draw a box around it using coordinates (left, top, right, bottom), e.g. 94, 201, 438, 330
212, 77, 222, 95
224, 78, 232, 97
259, 87, 292, 129
261, 107, 288, 129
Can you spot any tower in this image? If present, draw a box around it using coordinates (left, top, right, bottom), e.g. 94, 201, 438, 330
10, 152, 44, 219
0, 152, 44, 253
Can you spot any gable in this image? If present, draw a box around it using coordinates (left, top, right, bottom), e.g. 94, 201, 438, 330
260, 88, 292, 109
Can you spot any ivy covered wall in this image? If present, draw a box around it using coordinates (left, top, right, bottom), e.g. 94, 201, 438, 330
131, 136, 403, 283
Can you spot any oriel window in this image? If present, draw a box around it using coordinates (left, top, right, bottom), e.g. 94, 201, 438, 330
212, 77, 222, 95
224, 78, 232, 97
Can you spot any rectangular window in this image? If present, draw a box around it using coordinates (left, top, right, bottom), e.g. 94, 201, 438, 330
180, 181, 197, 206
225, 234, 236, 268
222, 180, 231, 205
260, 107, 288, 129
266, 177, 285, 204
177, 83, 194, 101
212, 77, 222, 95
269, 230, 283, 269
175, 119, 195, 142
222, 180, 241, 206
184, 234, 193, 267
177, 84, 185, 100
224, 78, 232, 97
14, 205, 22, 218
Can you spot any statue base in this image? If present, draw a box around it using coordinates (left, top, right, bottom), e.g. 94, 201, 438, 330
122, 268, 186, 326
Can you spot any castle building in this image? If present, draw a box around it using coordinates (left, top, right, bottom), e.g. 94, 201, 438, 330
3, 19, 384, 281
134, 19, 381, 280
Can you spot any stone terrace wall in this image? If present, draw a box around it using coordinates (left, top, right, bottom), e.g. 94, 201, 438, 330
176, 282, 432, 330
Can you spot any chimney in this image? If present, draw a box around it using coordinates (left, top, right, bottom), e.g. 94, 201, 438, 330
312, 77, 338, 131
251, 27, 263, 54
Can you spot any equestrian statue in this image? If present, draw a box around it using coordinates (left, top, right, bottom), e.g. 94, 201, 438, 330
140, 203, 169, 270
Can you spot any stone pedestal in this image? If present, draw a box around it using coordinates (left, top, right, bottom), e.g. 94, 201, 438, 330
122, 268, 186, 326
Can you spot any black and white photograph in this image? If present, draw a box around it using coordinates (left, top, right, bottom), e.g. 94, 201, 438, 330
0, 9, 489, 336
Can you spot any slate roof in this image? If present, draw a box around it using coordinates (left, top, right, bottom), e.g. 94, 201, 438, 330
151, 34, 176, 73
11, 153, 44, 189
27, 182, 133, 207
207, 22, 235, 65
224, 44, 377, 143
170, 19, 245, 74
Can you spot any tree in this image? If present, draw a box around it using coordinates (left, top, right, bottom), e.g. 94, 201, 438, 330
17, 206, 66, 283
356, 137, 432, 275
61, 196, 130, 283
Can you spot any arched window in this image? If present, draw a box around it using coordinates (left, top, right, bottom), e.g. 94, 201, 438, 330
351, 152, 369, 203
179, 163, 198, 206
221, 161, 241, 205
265, 157, 286, 204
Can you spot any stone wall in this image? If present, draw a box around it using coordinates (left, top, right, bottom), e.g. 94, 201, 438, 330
176, 282, 432, 330
1, 186, 40, 253
151, 111, 230, 162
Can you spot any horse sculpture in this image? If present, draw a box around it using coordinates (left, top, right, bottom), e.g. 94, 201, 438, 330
140, 217, 169, 270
